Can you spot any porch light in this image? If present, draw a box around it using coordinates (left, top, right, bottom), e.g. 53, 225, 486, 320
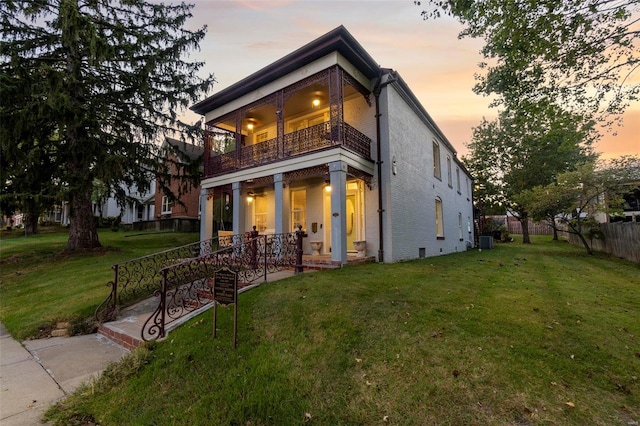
312, 98, 321, 107
324, 184, 332, 192
247, 123, 254, 130
247, 192, 255, 203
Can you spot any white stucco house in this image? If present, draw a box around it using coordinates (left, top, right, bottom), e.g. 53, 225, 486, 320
191, 26, 474, 264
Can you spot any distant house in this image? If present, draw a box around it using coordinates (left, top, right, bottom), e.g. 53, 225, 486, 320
608, 180, 640, 223
93, 180, 155, 225
154, 137, 203, 220
190, 26, 474, 264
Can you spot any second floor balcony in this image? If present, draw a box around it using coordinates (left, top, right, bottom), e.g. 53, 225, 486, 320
205, 121, 372, 178
203, 66, 374, 179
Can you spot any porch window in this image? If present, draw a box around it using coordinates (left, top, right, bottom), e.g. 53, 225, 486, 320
255, 196, 267, 232
433, 141, 441, 179
291, 189, 306, 232
435, 197, 444, 239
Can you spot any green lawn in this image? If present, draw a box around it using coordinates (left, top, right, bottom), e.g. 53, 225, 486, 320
0, 228, 199, 340
44, 236, 639, 425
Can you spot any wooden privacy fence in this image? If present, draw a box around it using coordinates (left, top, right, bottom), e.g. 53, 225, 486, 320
507, 220, 553, 236
568, 222, 640, 263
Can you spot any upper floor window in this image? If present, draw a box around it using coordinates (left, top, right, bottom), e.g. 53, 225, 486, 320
255, 131, 269, 144
433, 141, 441, 179
447, 155, 452, 187
456, 168, 461, 193
435, 197, 444, 239
466, 177, 470, 200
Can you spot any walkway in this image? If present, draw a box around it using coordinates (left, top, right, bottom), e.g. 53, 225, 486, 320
0, 323, 128, 426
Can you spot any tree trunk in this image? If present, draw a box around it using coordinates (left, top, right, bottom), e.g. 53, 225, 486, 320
568, 223, 593, 255
25, 212, 39, 236
66, 188, 100, 251
24, 198, 41, 236
520, 216, 531, 244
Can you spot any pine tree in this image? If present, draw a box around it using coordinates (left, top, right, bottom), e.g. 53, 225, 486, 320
1, 0, 213, 250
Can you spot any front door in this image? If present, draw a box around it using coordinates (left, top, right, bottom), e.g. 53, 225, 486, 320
324, 179, 364, 254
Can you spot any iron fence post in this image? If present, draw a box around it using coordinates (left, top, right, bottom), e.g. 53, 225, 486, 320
263, 234, 268, 282
160, 270, 167, 338
295, 225, 307, 274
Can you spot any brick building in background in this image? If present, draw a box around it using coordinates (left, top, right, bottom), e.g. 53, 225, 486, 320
154, 137, 203, 221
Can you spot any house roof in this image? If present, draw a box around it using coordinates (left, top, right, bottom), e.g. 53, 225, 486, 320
190, 26, 380, 115
164, 137, 204, 161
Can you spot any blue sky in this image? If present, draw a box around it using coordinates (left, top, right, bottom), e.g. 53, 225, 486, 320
183, 0, 639, 159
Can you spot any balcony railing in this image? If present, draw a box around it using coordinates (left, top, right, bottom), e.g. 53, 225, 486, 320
205, 121, 371, 178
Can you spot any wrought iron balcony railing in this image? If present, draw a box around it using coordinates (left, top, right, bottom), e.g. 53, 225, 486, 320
205, 121, 371, 178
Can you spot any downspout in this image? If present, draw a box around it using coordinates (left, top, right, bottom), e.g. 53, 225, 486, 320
373, 68, 397, 263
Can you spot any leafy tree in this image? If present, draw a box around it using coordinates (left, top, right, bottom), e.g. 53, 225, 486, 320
1, 0, 213, 250
463, 102, 597, 243
524, 156, 640, 254
0, 67, 61, 235
417, 1, 637, 244
417, 0, 640, 119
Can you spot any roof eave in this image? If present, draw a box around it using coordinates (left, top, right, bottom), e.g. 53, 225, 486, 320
191, 26, 380, 115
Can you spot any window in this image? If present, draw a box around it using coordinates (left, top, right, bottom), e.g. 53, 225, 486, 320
291, 189, 306, 231
255, 196, 267, 232
161, 196, 171, 214
466, 177, 470, 200
468, 217, 472, 233
435, 197, 444, 239
256, 131, 269, 143
447, 155, 452, 187
456, 168, 461, 193
458, 213, 463, 240
433, 141, 441, 179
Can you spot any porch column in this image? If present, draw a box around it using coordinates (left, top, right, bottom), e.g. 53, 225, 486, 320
232, 181, 246, 236
273, 173, 288, 234
329, 160, 348, 264
199, 188, 213, 242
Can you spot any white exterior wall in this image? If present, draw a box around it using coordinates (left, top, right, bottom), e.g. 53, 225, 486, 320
94, 180, 156, 225
381, 84, 474, 262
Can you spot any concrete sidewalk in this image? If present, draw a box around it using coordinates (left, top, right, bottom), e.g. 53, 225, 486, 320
0, 323, 129, 426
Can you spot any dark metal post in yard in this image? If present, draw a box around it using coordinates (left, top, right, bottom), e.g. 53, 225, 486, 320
295, 224, 307, 275
250, 226, 259, 269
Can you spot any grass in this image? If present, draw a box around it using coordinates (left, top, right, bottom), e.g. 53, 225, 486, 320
43, 236, 639, 425
0, 227, 199, 340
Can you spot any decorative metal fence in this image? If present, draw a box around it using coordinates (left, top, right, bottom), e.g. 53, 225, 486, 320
141, 232, 300, 341
94, 237, 221, 322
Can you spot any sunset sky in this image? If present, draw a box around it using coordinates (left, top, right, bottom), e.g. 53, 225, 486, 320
184, 0, 639, 160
